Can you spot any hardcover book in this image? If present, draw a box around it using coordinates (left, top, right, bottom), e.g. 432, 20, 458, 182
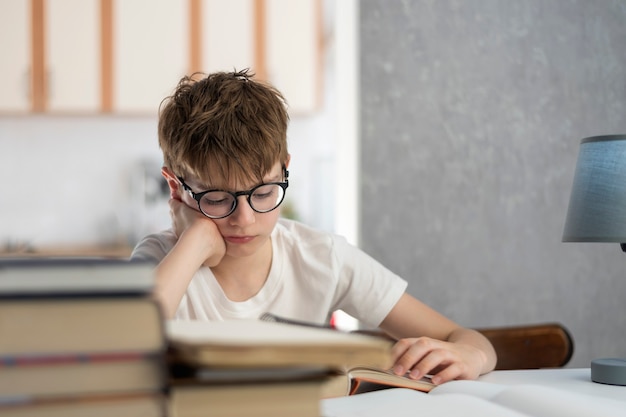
166, 319, 393, 370
0, 257, 155, 296
0, 352, 165, 400
0, 297, 165, 357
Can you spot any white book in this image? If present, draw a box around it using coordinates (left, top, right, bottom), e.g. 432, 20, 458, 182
322, 388, 529, 417
0, 258, 155, 296
321, 381, 626, 417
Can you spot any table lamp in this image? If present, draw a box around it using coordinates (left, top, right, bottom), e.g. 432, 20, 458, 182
562, 134, 626, 386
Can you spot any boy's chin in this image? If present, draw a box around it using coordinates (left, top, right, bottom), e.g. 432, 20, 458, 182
225, 237, 270, 257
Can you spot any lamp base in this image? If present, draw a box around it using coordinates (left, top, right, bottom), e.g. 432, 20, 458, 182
591, 358, 626, 385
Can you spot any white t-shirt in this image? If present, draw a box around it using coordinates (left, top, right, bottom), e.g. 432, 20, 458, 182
131, 218, 407, 327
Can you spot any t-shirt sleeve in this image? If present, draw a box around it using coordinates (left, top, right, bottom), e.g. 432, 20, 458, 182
330, 236, 408, 328
130, 229, 176, 264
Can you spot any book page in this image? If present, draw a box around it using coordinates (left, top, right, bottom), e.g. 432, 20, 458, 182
432, 381, 626, 417
321, 388, 531, 417
478, 368, 626, 403
491, 385, 626, 417
430, 380, 507, 399
348, 367, 435, 394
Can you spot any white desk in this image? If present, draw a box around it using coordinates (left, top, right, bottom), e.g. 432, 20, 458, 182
321, 368, 626, 417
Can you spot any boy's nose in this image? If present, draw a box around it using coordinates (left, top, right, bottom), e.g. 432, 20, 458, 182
228, 196, 256, 225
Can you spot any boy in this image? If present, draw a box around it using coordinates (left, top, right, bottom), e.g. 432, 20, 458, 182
131, 69, 496, 385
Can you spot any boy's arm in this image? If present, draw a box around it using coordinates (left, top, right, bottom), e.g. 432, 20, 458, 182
153, 199, 225, 319
379, 293, 497, 385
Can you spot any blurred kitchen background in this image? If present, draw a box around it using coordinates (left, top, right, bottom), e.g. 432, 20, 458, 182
2, 0, 626, 368
0, 0, 356, 255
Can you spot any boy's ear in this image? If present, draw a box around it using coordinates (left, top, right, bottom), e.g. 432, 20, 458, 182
161, 167, 183, 200
284, 153, 291, 169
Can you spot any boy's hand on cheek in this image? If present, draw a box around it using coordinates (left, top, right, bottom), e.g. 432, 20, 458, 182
169, 198, 203, 236
168, 199, 226, 266
204, 235, 226, 267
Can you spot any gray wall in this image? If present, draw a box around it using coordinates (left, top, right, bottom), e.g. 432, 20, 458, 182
359, 1, 626, 368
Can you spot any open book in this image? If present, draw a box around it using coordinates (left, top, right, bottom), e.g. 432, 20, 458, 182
255, 313, 435, 398
322, 366, 435, 398
166, 319, 435, 398
322, 381, 626, 417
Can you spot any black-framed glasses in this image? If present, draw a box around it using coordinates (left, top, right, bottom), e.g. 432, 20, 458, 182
178, 169, 289, 219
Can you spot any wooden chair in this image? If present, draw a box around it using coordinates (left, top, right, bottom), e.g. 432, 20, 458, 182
475, 322, 574, 370
354, 322, 574, 370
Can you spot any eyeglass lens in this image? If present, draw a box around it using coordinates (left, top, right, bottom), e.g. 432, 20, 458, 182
199, 183, 285, 218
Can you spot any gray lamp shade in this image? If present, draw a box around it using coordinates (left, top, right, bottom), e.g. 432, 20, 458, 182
563, 135, 626, 243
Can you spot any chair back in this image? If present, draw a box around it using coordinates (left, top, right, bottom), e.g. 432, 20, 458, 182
476, 322, 574, 370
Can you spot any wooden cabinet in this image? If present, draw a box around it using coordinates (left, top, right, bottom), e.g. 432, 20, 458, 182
0, 0, 31, 113
265, 0, 321, 114
0, 0, 100, 113
198, 0, 322, 115
200, 0, 255, 75
0, 0, 322, 115
112, 0, 189, 114
46, 0, 101, 113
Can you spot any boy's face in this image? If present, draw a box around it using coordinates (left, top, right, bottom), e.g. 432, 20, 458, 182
178, 161, 287, 259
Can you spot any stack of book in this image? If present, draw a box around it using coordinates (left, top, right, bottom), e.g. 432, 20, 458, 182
165, 318, 395, 417
0, 258, 167, 417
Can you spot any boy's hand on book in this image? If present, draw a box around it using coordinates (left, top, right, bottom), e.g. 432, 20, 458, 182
169, 198, 226, 267
389, 337, 485, 385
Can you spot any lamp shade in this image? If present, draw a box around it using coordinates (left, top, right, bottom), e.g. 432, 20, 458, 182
563, 135, 626, 243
